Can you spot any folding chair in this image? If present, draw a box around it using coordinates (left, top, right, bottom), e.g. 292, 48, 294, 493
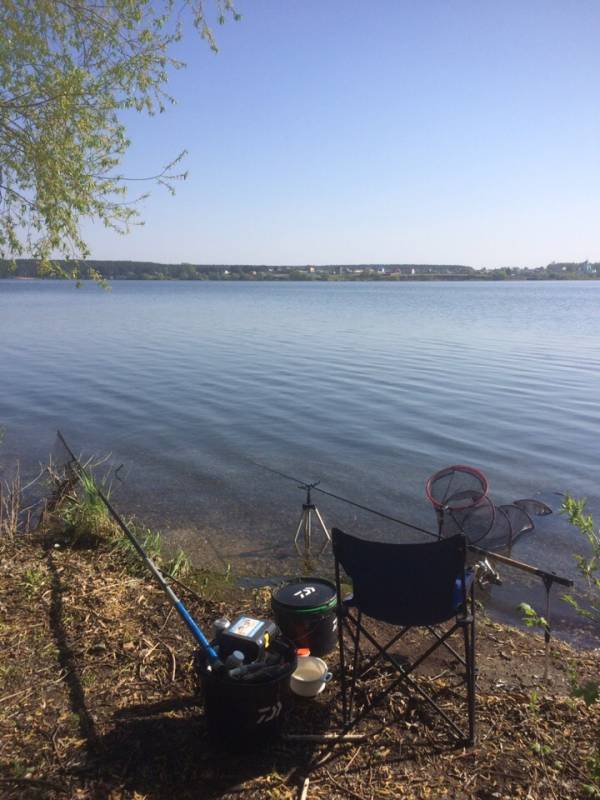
332, 527, 476, 745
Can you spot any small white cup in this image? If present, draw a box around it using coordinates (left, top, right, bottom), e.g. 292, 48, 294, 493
290, 656, 333, 698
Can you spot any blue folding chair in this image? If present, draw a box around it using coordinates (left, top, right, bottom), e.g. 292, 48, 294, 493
332, 528, 476, 745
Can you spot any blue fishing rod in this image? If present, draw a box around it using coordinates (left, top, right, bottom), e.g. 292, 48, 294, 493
56, 431, 222, 671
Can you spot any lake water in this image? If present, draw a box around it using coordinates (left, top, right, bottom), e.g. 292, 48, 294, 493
1, 279, 599, 646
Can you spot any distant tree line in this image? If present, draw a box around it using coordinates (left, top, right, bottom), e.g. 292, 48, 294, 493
1, 259, 599, 281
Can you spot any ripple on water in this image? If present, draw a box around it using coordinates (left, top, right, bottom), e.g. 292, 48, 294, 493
2, 279, 600, 645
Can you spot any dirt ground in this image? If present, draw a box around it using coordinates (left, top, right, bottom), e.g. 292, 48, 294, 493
1, 525, 599, 800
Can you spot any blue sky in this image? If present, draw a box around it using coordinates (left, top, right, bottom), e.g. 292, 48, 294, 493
84, 1, 600, 267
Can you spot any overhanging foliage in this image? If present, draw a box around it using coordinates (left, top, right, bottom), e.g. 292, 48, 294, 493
0, 0, 238, 271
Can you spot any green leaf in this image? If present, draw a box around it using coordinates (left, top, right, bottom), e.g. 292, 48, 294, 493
0, 0, 239, 276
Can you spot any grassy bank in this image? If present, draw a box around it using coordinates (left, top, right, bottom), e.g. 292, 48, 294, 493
0, 476, 599, 799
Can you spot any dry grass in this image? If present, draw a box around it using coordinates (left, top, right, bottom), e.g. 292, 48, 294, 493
0, 477, 598, 799
0, 465, 23, 541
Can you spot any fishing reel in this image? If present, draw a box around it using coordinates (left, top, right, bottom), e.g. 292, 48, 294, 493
475, 558, 502, 588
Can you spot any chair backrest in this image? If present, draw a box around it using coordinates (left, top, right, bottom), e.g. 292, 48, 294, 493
332, 528, 467, 626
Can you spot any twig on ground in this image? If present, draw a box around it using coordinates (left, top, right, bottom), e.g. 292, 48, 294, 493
161, 640, 177, 681
0, 777, 68, 792
159, 605, 175, 632
299, 776, 310, 800
325, 768, 369, 800
284, 733, 368, 743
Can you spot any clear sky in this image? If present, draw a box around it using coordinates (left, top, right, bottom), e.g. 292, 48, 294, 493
83, 1, 600, 268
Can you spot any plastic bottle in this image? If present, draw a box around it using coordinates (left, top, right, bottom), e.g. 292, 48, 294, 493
225, 650, 245, 670
212, 616, 231, 638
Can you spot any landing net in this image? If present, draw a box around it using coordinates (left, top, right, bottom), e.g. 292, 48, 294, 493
425, 464, 488, 511
426, 465, 543, 550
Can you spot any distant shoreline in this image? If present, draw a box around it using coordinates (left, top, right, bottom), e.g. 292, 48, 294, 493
3, 275, 600, 282
2, 258, 600, 282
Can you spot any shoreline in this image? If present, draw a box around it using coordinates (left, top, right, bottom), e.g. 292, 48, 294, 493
3, 274, 600, 283
1, 509, 598, 798
3, 259, 600, 283
1, 451, 597, 652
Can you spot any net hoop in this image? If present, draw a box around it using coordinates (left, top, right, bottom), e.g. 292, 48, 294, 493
447, 495, 496, 544
425, 464, 489, 511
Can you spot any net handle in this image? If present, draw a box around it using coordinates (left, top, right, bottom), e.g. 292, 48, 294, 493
425, 464, 489, 511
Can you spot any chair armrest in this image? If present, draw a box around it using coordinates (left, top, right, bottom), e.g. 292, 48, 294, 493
452, 569, 475, 612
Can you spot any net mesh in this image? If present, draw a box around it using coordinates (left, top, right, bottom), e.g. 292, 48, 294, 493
425, 465, 488, 511
482, 504, 512, 549
513, 498, 552, 517
438, 495, 496, 544
498, 504, 534, 544
426, 465, 544, 550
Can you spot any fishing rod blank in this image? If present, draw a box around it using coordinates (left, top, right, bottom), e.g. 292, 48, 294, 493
56, 431, 222, 669
250, 459, 573, 588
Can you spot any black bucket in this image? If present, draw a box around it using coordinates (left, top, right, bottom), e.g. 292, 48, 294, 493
271, 578, 338, 657
199, 637, 297, 750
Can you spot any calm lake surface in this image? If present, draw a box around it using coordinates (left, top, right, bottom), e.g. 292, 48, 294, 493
2, 279, 599, 645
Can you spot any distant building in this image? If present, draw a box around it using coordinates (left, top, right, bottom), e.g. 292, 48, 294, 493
386, 264, 474, 276
547, 260, 600, 275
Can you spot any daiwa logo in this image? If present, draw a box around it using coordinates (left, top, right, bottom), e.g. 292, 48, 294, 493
293, 586, 316, 600
257, 701, 282, 725
332, 617, 338, 631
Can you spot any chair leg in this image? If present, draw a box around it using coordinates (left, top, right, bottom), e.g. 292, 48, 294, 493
356, 618, 469, 742
337, 612, 349, 725
335, 560, 349, 726
464, 586, 476, 745
348, 610, 362, 721
429, 625, 467, 667
470, 594, 476, 744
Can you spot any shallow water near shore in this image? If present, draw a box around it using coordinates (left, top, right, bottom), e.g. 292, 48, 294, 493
1, 279, 599, 645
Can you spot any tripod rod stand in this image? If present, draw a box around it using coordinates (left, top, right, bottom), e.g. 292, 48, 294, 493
294, 481, 331, 559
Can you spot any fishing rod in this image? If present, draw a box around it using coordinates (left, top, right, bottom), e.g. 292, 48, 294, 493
250, 460, 573, 589
56, 431, 222, 670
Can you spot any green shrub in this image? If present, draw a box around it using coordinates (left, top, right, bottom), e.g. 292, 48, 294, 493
61, 469, 114, 542
561, 495, 600, 795
561, 495, 600, 623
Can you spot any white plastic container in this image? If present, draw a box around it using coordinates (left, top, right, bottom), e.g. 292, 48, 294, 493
290, 656, 332, 698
